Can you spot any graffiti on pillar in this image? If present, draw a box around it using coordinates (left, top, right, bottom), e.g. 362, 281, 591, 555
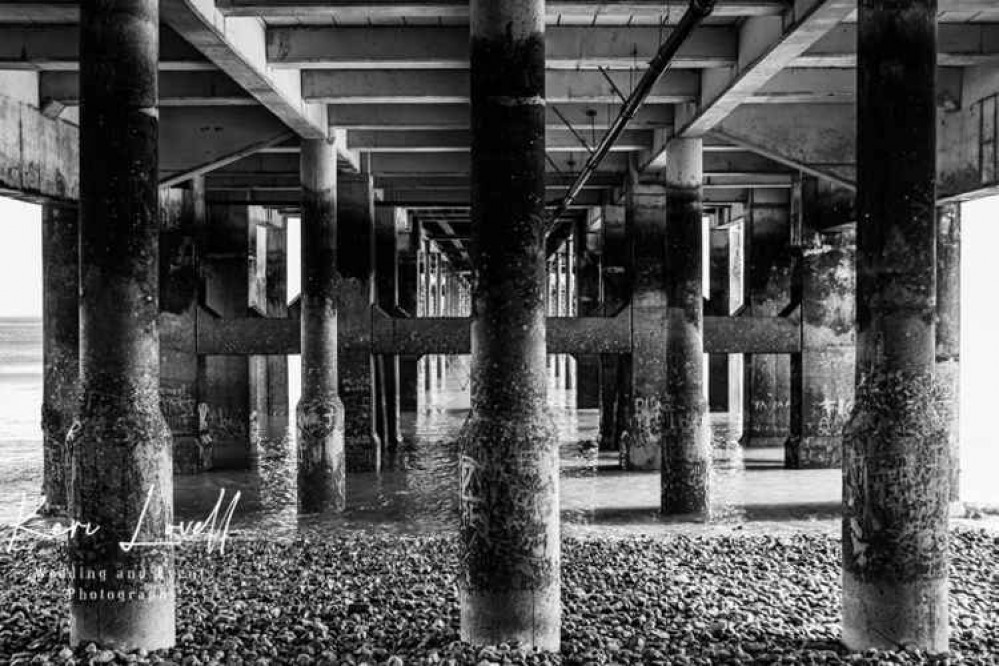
196, 402, 215, 471
815, 396, 853, 435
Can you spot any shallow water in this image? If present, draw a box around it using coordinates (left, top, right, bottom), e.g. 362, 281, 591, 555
0, 319, 995, 537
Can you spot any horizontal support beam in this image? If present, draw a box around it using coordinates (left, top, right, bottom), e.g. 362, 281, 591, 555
344, 129, 651, 153
0, 93, 78, 202
268, 25, 736, 70
329, 103, 673, 130
304, 69, 699, 105
41, 70, 255, 107
798, 23, 999, 68
188, 308, 801, 356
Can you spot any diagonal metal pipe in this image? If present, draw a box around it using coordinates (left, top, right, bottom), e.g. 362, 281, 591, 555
544, 0, 717, 241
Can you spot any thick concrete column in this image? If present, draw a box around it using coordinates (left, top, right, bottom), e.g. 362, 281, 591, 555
936, 203, 960, 502
375, 207, 401, 450
71, 0, 174, 648
662, 138, 709, 515
624, 181, 668, 470
786, 182, 856, 469
398, 216, 420, 412
600, 204, 628, 451
298, 139, 346, 513
575, 215, 601, 409
41, 202, 78, 514
742, 190, 793, 447
339, 173, 381, 471
843, 0, 948, 651
458, 0, 559, 649
158, 181, 204, 476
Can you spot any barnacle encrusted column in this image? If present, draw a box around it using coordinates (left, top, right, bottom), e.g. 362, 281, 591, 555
662, 138, 710, 515
458, 0, 560, 649
843, 0, 949, 652
41, 202, 78, 514
298, 139, 346, 513
71, 0, 175, 649
625, 180, 668, 470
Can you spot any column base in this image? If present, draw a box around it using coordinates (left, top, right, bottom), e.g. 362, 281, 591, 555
72, 596, 176, 652
785, 435, 842, 469
460, 587, 560, 652
842, 572, 948, 654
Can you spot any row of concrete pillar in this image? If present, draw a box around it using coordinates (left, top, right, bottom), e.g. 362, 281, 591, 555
43, 0, 959, 655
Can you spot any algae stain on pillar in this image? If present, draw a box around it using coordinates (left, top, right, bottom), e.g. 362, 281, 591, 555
458, 0, 560, 650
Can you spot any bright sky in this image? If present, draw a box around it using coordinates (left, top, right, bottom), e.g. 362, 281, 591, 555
0, 197, 41, 318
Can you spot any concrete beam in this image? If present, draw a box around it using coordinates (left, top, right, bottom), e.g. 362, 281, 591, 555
799, 23, 999, 68
268, 25, 737, 70
0, 24, 214, 71
41, 70, 256, 106
329, 103, 673, 130
304, 69, 699, 105
643, 0, 856, 172
0, 93, 78, 202
189, 308, 800, 356
160, 0, 328, 139
219, 1, 788, 22
337, 129, 653, 153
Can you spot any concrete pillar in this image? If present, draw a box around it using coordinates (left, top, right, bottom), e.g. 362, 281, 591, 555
71, 0, 174, 648
458, 0, 559, 649
159, 181, 204, 476
742, 190, 793, 447
843, 0, 948, 651
41, 202, 78, 514
599, 204, 628, 451
565, 241, 576, 390
575, 215, 601, 409
398, 216, 420, 412
375, 207, 401, 450
202, 205, 251, 470
339, 173, 381, 471
255, 216, 294, 515
936, 204, 960, 502
662, 138, 709, 514
624, 181, 668, 470
298, 139, 346, 513
786, 180, 856, 469
707, 227, 730, 412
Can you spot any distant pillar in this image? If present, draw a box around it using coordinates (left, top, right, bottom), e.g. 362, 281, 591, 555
786, 179, 856, 469
742, 190, 793, 447
375, 207, 402, 450
458, 0, 559, 649
843, 0, 948, 652
256, 215, 294, 515
398, 216, 420, 412
339, 174, 381, 471
707, 226, 730, 412
662, 138, 709, 514
575, 215, 601, 409
600, 204, 628, 451
624, 181, 668, 470
71, 0, 175, 648
936, 203, 960, 502
298, 139, 346, 514
41, 202, 78, 514
159, 181, 204, 476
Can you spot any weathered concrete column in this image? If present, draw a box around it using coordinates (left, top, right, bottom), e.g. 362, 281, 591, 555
71, 0, 174, 648
936, 203, 960, 502
624, 181, 668, 470
41, 202, 78, 514
255, 216, 294, 515
843, 0, 948, 651
707, 226, 730, 412
575, 215, 601, 409
458, 0, 560, 649
786, 183, 856, 469
159, 181, 204, 476
339, 173, 381, 471
298, 139, 346, 513
375, 207, 401, 450
742, 190, 793, 447
398, 216, 420, 412
662, 138, 710, 514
